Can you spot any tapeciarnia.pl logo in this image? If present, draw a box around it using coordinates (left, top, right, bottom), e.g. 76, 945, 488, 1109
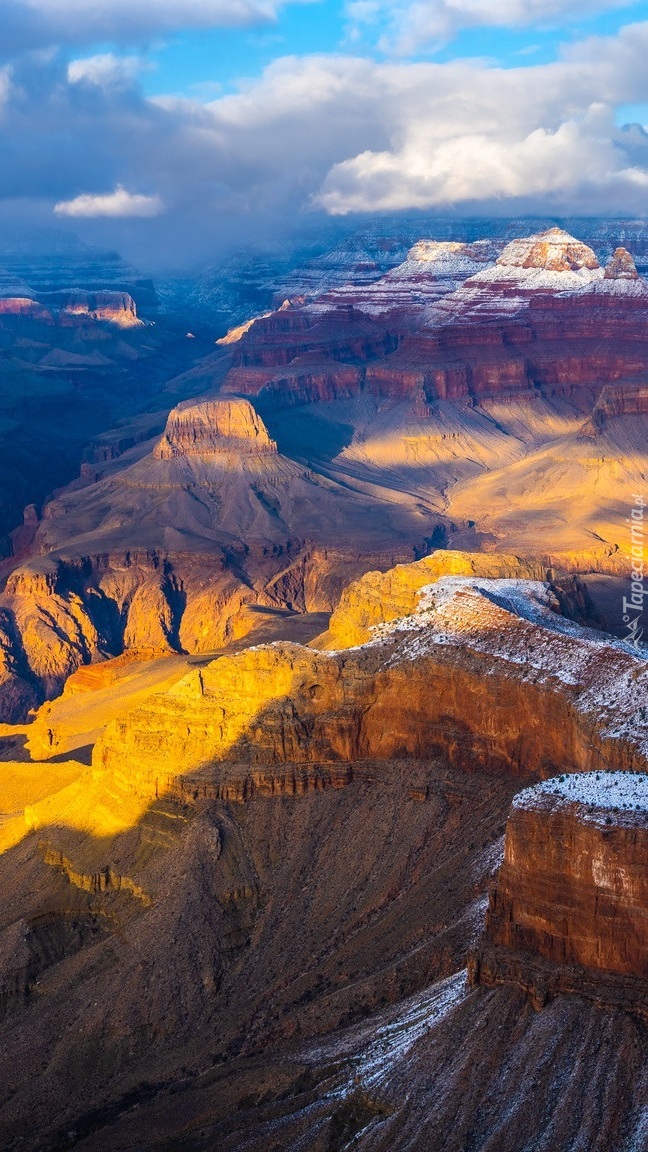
623, 494, 646, 651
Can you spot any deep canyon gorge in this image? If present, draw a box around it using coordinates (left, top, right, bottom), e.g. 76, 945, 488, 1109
0, 222, 647, 1151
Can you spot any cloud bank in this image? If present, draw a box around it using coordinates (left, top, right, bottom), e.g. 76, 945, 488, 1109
54, 186, 163, 218
1, 16, 648, 265
346, 0, 642, 55
1, 0, 316, 55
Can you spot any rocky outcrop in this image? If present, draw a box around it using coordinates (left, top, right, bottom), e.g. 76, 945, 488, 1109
220, 229, 648, 411
321, 548, 613, 650
0, 611, 39, 723
493, 228, 600, 273
321, 550, 554, 648
0, 291, 141, 327
590, 381, 648, 428
0, 297, 51, 320
604, 247, 640, 280
154, 398, 277, 460
471, 773, 648, 1012
93, 575, 648, 800
223, 307, 399, 399
60, 290, 142, 327
0, 542, 419, 720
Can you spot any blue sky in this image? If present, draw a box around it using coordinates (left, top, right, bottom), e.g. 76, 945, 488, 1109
104, 2, 648, 99
141, 2, 347, 98
2, 0, 648, 267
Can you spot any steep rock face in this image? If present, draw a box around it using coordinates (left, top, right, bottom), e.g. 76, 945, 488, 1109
0, 748, 516, 1151
0, 298, 51, 320
493, 228, 600, 272
0, 613, 39, 723
93, 577, 648, 799
154, 398, 277, 460
590, 380, 648, 426
0, 291, 141, 327
221, 229, 648, 411
472, 774, 648, 1011
59, 290, 142, 327
223, 307, 398, 399
302, 239, 500, 321
0, 543, 419, 720
2, 566, 104, 700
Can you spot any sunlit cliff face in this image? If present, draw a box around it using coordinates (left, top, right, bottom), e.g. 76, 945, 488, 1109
2, 553, 646, 861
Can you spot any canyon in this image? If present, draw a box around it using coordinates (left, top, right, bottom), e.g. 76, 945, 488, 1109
1, 226, 647, 720
0, 221, 647, 1151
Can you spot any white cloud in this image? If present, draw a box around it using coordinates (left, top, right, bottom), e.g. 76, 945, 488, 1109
191, 26, 648, 217
315, 92, 648, 213
2, 20, 648, 264
67, 54, 147, 88
54, 185, 163, 217
346, 0, 642, 55
3, 0, 317, 53
0, 68, 11, 114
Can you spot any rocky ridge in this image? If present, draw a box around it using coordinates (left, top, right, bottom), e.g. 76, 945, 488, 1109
0, 393, 430, 719
87, 568, 648, 804
221, 228, 648, 415
2, 225, 647, 724
0, 554, 647, 1149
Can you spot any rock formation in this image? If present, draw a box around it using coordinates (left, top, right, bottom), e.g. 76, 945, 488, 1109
322, 549, 557, 648
89, 571, 648, 801
1, 555, 647, 1150
471, 772, 648, 1014
154, 397, 277, 459
0, 224, 647, 1151
0, 297, 51, 319
2, 225, 647, 723
58, 290, 143, 327
605, 246, 640, 280
0, 386, 432, 718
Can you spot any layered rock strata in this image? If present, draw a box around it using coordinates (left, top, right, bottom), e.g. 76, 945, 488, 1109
92, 575, 648, 800
0, 393, 441, 719
154, 397, 277, 459
471, 773, 648, 1013
222, 230, 648, 409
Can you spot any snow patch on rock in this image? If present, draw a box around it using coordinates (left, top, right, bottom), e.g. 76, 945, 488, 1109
515, 770, 648, 816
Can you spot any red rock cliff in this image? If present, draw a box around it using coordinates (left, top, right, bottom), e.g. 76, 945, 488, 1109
471, 773, 648, 1012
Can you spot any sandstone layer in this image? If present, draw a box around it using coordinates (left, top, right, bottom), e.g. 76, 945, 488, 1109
0, 389, 431, 719
471, 773, 648, 1017
90, 574, 648, 804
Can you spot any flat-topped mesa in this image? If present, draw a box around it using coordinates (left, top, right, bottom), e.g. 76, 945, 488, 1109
0, 297, 51, 320
471, 773, 648, 1012
154, 398, 278, 460
406, 239, 496, 266
60, 290, 142, 327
